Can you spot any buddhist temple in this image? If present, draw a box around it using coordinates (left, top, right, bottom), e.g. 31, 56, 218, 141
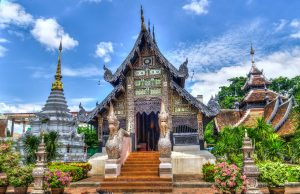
78, 7, 220, 153
28, 41, 86, 162
215, 45, 297, 137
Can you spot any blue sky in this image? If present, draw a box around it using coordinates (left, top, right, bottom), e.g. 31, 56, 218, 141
1, 0, 300, 115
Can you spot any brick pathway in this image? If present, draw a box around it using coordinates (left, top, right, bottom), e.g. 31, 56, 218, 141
5, 175, 300, 194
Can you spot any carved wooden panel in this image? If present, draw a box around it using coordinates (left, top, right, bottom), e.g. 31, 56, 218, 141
172, 115, 198, 129
114, 94, 125, 116
134, 98, 161, 115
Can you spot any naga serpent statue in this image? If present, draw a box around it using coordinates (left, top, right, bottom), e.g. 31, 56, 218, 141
105, 102, 130, 159
158, 102, 172, 158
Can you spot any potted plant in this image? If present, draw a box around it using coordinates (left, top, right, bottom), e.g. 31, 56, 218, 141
45, 170, 71, 194
213, 161, 247, 194
0, 173, 8, 194
258, 162, 288, 194
8, 166, 34, 194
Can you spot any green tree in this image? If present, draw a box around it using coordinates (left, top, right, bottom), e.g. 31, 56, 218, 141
23, 134, 40, 164
204, 121, 216, 145
269, 75, 300, 97
23, 131, 60, 164
269, 76, 293, 94
212, 125, 245, 164
217, 77, 246, 109
44, 131, 60, 161
77, 125, 98, 147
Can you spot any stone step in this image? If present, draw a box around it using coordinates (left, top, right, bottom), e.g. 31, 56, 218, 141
101, 181, 172, 187
124, 161, 160, 165
121, 167, 158, 171
121, 171, 158, 176
105, 176, 171, 182
97, 186, 173, 193
122, 163, 159, 168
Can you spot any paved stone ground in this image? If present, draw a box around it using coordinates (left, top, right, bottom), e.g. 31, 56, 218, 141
5, 175, 300, 194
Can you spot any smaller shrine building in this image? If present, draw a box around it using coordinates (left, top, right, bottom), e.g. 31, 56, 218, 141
215, 46, 297, 137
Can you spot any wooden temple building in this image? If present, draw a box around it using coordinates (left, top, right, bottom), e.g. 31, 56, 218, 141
215, 46, 297, 137
78, 7, 220, 152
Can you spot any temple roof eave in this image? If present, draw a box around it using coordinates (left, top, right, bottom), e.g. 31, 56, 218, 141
170, 80, 220, 117
79, 83, 125, 123
104, 30, 189, 86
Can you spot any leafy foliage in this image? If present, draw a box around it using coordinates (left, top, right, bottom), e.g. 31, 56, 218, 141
45, 170, 71, 188
213, 118, 285, 163
217, 77, 246, 109
217, 75, 300, 109
212, 125, 245, 165
77, 125, 98, 147
48, 163, 85, 182
23, 134, 40, 164
213, 162, 247, 193
269, 76, 300, 97
286, 129, 300, 163
248, 118, 285, 162
202, 163, 215, 182
0, 141, 20, 173
7, 165, 34, 187
0, 175, 8, 187
258, 162, 288, 187
204, 121, 216, 145
286, 165, 300, 182
49, 162, 92, 178
23, 131, 60, 164
44, 131, 60, 161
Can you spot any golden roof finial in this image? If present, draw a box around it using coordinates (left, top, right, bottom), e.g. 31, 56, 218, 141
52, 39, 63, 91
140, 5, 146, 32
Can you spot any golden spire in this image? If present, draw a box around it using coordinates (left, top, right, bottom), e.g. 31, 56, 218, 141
52, 39, 63, 90
141, 5, 146, 32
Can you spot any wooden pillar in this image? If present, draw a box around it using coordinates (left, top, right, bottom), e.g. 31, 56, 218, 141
97, 115, 103, 153
22, 120, 26, 133
126, 76, 135, 151
11, 118, 15, 137
197, 112, 204, 150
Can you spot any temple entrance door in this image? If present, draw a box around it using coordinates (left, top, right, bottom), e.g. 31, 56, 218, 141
136, 112, 160, 151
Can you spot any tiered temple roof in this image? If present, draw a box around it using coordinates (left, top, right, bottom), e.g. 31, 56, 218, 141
29, 41, 86, 162
79, 7, 219, 123
215, 46, 297, 137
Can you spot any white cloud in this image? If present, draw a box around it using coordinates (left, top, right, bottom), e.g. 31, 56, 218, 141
0, 38, 8, 43
0, 45, 7, 57
167, 19, 263, 70
189, 47, 300, 103
274, 19, 288, 32
31, 18, 78, 50
95, 41, 114, 63
289, 19, 300, 39
290, 19, 300, 28
69, 97, 96, 104
290, 32, 300, 39
0, 1, 33, 28
31, 65, 102, 79
0, 38, 8, 57
182, 0, 209, 15
62, 66, 103, 77
0, 102, 42, 113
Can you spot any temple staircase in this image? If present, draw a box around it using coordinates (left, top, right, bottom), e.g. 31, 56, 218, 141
98, 151, 173, 193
